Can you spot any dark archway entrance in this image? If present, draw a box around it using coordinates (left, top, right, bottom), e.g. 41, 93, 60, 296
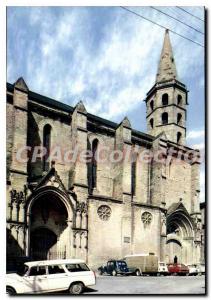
31, 228, 57, 260
29, 191, 70, 260
166, 203, 194, 264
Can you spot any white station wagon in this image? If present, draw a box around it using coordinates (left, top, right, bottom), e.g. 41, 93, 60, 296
6, 259, 96, 295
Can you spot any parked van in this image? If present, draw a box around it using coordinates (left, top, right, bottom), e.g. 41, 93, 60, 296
6, 259, 96, 295
158, 262, 169, 275
124, 253, 159, 275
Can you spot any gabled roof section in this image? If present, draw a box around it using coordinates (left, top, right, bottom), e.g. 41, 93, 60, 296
167, 201, 189, 217
35, 166, 68, 194
156, 29, 178, 83
6, 81, 154, 143
29, 89, 74, 113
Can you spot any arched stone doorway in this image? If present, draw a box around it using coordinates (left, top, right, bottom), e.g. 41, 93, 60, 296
27, 187, 73, 260
166, 203, 194, 264
31, 228, 57, 260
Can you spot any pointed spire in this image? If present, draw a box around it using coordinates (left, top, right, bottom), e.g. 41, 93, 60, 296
121, 116, 131, 128
14, 77, 28, 92
74, 100, 87, 114
156, 29, 177, 83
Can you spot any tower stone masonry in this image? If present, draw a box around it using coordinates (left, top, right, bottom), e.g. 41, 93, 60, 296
146, 29, 187, 145
6, 29, 203, 270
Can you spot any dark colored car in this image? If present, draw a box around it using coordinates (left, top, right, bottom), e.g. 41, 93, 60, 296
167, 263, 189, 276
98, 260, 132, 276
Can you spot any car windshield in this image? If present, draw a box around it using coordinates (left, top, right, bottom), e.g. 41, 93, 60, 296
159, 263, 165, 266
17, 265, 29, 276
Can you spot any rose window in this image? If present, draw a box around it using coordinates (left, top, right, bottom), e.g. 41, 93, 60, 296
97, 205, 111, 221
141, 212, 152, 225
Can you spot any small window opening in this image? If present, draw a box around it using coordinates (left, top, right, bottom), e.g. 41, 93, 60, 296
162, 112, 168, 125
162, 93, 168, 106
91, 139, 98, 189
177, 132, 182, 144
177, 95, 182, 105
177, 113, 182, 125
43, 124, 52, 171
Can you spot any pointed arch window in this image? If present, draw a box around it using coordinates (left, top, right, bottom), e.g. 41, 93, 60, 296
43, 124, 52, 171
177, 132, 182, 144
150, 100, 154, 111
162, 112, 168, 125
162, 93, 169, 106
177, 95, 182, 106
177, 113, 182, 125
91, 139, 99, 189
131, 153, 137, 196
150, 118, 154, 129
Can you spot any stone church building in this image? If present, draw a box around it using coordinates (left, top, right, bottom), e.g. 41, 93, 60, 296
6, 30, 203, 269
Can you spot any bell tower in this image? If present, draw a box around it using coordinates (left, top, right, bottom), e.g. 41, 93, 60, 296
145, 29, 188, 145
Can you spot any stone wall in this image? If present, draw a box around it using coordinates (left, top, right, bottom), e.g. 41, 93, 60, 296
146, 86, 186, 145
134, 145, 150, 204
87, 198, 124, 269
165, 157, 192, 212
133, 206, 161, 257
6, 101, 14, 179
28, 109, 72, 188
88, 132, 115, 198
6, 80, 202, 269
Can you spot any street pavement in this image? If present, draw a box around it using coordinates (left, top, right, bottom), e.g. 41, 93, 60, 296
83, 275, 206, 295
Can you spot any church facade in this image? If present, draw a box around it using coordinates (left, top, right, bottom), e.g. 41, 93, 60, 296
6, 30, 203, 270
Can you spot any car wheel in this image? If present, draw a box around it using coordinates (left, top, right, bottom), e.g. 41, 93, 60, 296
135, 269, 141, 276
112, 270, 117, 276
6, 287, 16, 295
157, 272, 161, 276
69, 282, 84, 295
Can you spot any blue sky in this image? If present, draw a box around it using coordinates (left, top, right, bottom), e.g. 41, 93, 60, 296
7, 6, 205, 201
